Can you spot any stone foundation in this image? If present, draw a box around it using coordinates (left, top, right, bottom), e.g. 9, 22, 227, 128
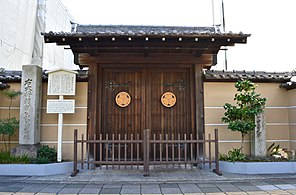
10, 144, 40, 158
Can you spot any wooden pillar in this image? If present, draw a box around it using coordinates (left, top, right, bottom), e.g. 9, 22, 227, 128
87, 63, 98, 139
194, 64, 205, 159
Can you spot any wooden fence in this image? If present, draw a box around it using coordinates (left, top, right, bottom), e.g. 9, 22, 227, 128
72, 129, 221, 176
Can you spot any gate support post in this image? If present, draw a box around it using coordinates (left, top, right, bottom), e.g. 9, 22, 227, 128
71, 129, 79, 177
143, 129, 150, 176
213, 129, 222, 176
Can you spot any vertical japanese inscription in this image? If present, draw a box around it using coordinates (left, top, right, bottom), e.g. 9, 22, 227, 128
23, 78, 33, 141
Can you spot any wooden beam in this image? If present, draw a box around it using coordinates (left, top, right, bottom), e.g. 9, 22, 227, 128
78, 53, 213, 66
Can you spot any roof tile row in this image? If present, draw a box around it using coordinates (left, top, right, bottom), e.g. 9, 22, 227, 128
0, 69, 294, 83
44, 25, 248, 37
204, 70, 294, 82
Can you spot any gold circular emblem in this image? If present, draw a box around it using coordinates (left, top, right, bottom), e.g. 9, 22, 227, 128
161, 92, 176, 108
115, 91, 131, 107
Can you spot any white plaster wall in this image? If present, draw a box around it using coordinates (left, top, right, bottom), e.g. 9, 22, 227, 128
0, 0, 38, 70
42, 0, 78, 70
0, 0, 77, 70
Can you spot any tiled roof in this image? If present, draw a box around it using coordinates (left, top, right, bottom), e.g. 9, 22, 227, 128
76, 25, 217, 36
43, 25, 249, 38
204, 70, 294, 83
0, 70, 22, 82
0, 70, 88, 83
1, 69, 294, 84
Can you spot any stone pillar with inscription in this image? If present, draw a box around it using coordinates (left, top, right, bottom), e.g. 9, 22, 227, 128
11, 65, 42, 157
251, 112, 267, 157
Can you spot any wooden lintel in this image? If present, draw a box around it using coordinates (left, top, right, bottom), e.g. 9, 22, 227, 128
78, 53, 213, 66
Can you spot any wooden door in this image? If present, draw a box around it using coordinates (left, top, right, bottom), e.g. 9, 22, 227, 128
149, 68, 194, 137
102, 68, 144, 137
101, 67, 194, 137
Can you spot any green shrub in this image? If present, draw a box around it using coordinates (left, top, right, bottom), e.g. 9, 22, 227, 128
0, 89, 21, 151
0, 151, 30, 164
219, 148, 246, 162
32, 157, 51, 164
37, 145, 57, 163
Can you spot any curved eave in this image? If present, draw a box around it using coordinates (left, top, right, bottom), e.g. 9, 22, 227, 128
43, 32, 249, 68
43, 33, 250, 46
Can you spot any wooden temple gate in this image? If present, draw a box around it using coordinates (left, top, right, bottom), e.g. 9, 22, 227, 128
43, 25, 249, 176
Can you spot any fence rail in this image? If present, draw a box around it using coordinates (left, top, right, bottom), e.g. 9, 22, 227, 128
72, 129, 221, 176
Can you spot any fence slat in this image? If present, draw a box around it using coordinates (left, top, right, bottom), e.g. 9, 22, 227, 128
94, 134, 97, 170
209, 133, 212, 169
214, 129, 222, 175
87, 134, 90, 169
124, 134, 127, 169
143, 129, 150, 176
172, 134, 175, 167
178, 134, 181, 168
190, 134, 193, 169
71, 129, 78, 177
118, 134, 121, 170
112, 134, 114, 169
203, 134, 205, 165
81, 134, 84, 170
165, 134, 169, 168
184, 134, 187, 169
105, 134, 109, 170
160, 134, 162, 162
136, 134, 140, 170
131, 134, 133, 169
99, 134, 102, 169
153, 134, 156, 164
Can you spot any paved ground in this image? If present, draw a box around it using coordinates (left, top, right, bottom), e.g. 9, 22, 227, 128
1, 168, 296, 194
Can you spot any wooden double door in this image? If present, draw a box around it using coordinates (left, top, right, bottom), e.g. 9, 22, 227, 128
101, 67, 195, 138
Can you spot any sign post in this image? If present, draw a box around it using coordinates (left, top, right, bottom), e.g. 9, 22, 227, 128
57, 95, 63, 162
46, 69, 77, 162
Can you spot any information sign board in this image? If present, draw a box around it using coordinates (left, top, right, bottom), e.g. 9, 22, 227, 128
47, 69, 77, 95
46, 99, 75, 114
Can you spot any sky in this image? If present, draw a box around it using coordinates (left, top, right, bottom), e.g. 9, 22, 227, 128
60, 0, 296, 72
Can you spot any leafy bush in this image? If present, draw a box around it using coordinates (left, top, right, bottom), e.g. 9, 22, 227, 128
0, 151, 30, 164
268, 143, 280, 156
267, 143, 289, 159
220, 147, 293, 162
0, 89, 21, 151
221, 80, 267, 149
32, 157, 51, 164
219, 148, 246, 162
37, 145, 57, 163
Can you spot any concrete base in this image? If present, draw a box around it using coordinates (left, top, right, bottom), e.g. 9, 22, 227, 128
220, 161, 296, 174
10, 144, 40, 158
0, 162, 73, 176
